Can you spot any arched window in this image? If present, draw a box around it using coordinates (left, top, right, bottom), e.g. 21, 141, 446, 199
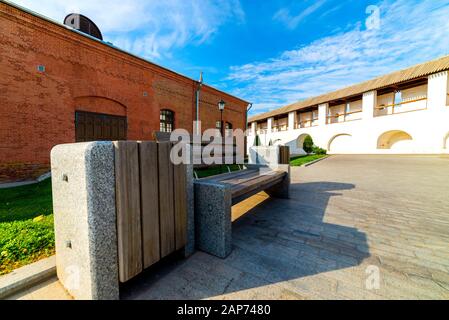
225, 122, 232, 130
160, 109, 174, 133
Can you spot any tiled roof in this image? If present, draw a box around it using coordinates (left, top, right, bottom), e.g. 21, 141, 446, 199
249, 54, 449, 122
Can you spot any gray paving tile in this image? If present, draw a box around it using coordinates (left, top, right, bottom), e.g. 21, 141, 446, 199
120, 155, 449, 300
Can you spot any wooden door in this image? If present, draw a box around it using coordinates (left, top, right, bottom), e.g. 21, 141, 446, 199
75, 111, 127, 142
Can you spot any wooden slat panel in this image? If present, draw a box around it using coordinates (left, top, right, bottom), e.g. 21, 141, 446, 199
118, 118, 127, 140
85, 113, 94, 141
174, 163, 187, 250
231, 172, 286, 199
111, 118, 119, 139
94, 116, 102, 139
279, 146, 290, 164
204, 168, 285, 199
279, 147, 283, 164
75, 111, 127, 142
139, 141, 161, 268
231, 175, 285, 205
201, 169, 259, 183
75, 112, 85, 142
158, 142, 175, 257
221, 170, 261, 184
114, 141, 143, 282
227, 170, 281, 188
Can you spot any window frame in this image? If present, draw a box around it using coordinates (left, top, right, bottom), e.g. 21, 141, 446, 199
160, 109, 175, 133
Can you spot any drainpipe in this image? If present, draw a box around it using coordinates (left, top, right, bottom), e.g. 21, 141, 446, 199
195, 72, 203, 135
246, 103, 253, 131
245, 103, 253, 160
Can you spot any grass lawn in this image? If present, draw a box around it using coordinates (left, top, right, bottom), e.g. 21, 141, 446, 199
0, 179, 55, 275
290, 154, 327, 167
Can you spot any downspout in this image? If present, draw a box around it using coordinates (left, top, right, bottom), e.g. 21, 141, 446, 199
195, 72, 203, 135
246, 103, 253, 131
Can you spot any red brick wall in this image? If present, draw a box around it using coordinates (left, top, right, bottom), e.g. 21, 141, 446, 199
0, 3, 248, 182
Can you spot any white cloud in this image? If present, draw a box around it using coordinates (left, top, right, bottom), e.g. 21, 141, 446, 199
273, 0, 327, 30
8, 0, 245, 59
228, 0, 449, 114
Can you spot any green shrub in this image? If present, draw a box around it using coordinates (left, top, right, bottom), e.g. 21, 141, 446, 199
254, 135, 261, 146
312, 146, 327, 155
303, 135, 314, 153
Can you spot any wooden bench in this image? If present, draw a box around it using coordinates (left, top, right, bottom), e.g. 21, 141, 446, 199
194, 164, 290, 258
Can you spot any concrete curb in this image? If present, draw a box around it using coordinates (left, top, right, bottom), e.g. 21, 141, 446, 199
301, 155, 330, 167
0, 256, 56, 299
0, 172, 51, 189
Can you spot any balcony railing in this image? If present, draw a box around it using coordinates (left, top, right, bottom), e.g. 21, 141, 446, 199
326, 110, 362, 124
375, 97, 427, 116
272, 125, 288, 132
296, 118, 318, 129
252, 95, 430, 131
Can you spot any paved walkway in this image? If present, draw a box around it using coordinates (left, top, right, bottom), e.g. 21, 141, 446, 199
14, 155, 449, 299
121, 155, 449, 300
6, 276, 72, 300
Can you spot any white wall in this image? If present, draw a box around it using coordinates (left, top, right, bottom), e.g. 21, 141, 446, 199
248, 72, 449, 155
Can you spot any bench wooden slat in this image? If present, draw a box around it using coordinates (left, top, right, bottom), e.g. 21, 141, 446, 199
220, 170, 265, 185
200, 169, 259, 183
158, 142, 176, 258
201, 168, 286, 201
114, 141, 143, 282
231, 175, 286, 205
230, 171, 286, 199
139, 141, 160, 269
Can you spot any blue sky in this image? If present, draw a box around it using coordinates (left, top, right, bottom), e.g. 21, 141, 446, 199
9, 0, 449, 115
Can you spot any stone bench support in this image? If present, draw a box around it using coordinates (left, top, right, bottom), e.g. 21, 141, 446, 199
194, 164, 290, 259
51, 142, 119, 300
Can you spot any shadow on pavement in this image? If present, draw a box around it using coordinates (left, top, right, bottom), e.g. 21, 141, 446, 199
120, 181, 370, 299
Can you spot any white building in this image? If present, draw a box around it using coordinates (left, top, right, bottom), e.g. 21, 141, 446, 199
247, 55, 449, 155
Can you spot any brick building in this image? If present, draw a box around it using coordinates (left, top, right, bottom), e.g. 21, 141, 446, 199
0, 2, 249, 183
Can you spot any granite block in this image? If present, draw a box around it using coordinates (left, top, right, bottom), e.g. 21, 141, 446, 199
51, 141, 119, 300
185, 161, 195, 257
194, 181, 232, 258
